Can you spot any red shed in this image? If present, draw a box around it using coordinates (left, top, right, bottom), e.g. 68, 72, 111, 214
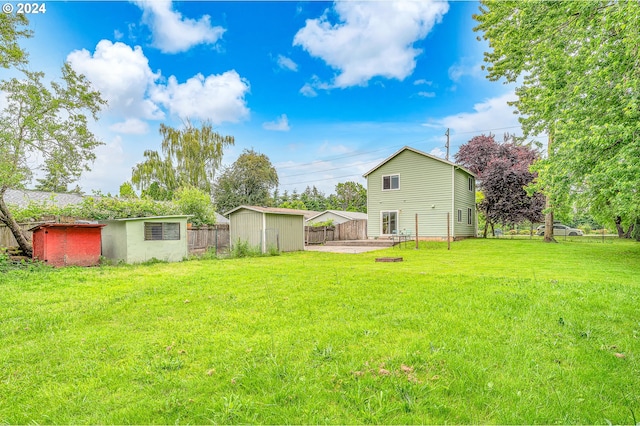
31, 223, 105, 267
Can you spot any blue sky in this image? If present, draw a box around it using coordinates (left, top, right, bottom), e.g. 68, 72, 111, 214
10, 0, 538, 196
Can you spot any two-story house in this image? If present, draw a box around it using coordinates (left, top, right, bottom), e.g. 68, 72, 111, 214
363, 146, 476, 240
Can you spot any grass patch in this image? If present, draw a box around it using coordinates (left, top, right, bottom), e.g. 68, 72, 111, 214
1, 238, 639, 423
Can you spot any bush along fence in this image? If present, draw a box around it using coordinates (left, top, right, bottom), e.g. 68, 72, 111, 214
306, 219, 367, 244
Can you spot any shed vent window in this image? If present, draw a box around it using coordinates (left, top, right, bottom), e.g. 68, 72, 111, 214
382, 174, 400, 190
144, 222, 180, 241
468, 177, 474, 192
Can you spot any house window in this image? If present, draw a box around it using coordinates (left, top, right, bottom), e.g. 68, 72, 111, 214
468, 177, 474, 192
467, 208, 473, 225
457, 209, 462, 223
144, 222, 180, 241
381, 211, 398, 235
382, 174, 400, 190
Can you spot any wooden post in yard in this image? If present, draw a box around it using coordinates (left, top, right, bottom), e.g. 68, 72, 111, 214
447, 212, 451, 250
415, 213, 419, 249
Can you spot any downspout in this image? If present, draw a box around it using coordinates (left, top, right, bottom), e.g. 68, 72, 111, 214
262, 212, 267, 253
451, 166, 455, 241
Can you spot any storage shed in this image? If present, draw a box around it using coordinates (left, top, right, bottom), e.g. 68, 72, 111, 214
225, 206, 305, 253
100, 215, 190, 264
31, 223, 105, 267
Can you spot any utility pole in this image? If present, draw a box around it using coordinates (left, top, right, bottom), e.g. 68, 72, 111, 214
445, 128, 450, 161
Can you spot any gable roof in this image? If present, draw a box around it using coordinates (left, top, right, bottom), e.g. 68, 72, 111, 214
3, 189, 85, 208
225, 205, 320, 220
362, 146, 476, 178
307, 210, 368, 222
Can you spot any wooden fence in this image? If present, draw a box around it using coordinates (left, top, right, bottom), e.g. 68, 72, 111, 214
187, 224, 230, 254
305, 219, 367, 244
0, 222, 41, 248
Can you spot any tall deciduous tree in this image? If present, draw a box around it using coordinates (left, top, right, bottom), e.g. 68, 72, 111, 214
474, 1, 640, 239
329, 181, 367, 212
0, 17, 106, 255
455, 134, 544, 237
131, 120, 234, 199
212, 149, 279, 213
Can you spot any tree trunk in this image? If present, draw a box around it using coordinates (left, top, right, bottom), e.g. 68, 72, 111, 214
543, 133, 556, 243
543, 196, 556, 243
0, 189, 33, 257
615, 216, 634, 239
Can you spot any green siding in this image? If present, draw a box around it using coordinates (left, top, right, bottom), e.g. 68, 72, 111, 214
366, 149, 475, 238
266, 214, 304, 252
229, 208, 304, 252
230, 210, 263, 249
101, 217, 188, 263
101, 221, 127, 260
453, 169, 476, 237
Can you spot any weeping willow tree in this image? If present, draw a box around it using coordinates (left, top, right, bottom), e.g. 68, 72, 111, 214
131, 120, 234, 200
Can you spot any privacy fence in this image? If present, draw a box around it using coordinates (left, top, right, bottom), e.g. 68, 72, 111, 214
305, 219, 367, 244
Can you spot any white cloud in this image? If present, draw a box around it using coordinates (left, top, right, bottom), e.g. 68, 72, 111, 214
135, 1, 225, 53
263, 114, 291, 131
414, 79, 432, 86
293, 0, 449, 88
151, 71, 250, 123
418, 91, 436, 98
425, 91, 522, 150
67, 40, 164, 120
448, 58, 484, 82
81, 136, 129, 194
429, 147, 446, 158
109, 118, 149, 135
276, 55, 298, 72
300, 83, 317, 97
68, 40, 251, 126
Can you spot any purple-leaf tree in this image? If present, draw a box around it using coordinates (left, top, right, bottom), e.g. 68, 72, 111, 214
455, 134, 544, 237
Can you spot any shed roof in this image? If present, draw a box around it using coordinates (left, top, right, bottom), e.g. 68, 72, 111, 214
225, 205, 319, 219
102, 215, 191, 222
362, 146, 476, 178
307, 210, 368, 222
29, 223, 105, 232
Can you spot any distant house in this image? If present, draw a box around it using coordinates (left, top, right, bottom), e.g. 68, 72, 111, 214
363, 146, 476, 240
225, 206, 308, 253
3, 189, 84, 209
306, 210, 367, 225
100, 215, 190, 263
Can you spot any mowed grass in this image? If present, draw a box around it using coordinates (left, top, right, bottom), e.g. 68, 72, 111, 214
1, 238, 639, 424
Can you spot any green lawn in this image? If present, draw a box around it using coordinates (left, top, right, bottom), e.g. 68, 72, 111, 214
1, 238, 639, 424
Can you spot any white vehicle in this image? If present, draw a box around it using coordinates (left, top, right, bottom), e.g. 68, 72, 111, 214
536, 223, 584, 237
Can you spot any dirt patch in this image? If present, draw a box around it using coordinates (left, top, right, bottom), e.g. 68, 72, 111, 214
305, 245, 387, 254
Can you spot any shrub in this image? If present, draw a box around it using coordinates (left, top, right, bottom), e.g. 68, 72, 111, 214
230, 240, 262, 258
311, 219, 334, 227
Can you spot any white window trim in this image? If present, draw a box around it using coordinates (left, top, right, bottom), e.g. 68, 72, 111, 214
467, 208, 473, 226
457, 209, 462, 223
468, 176, 474, 192
382, 174, 400, 191
380, 210, 399, 235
